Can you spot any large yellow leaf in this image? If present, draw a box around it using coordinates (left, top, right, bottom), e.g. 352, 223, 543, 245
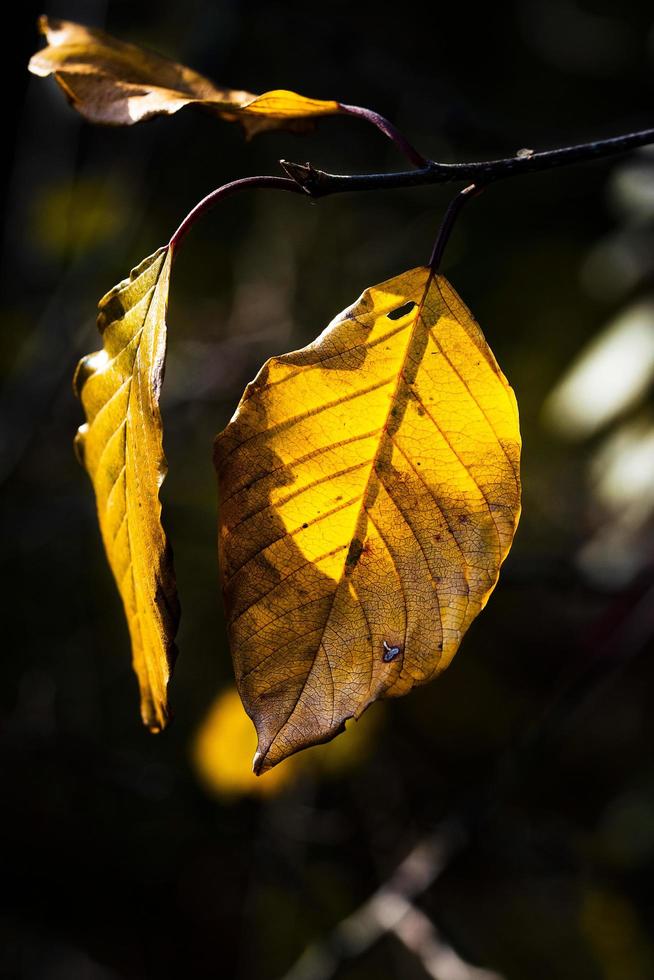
29, 17, 340, 134
215, 269, 521, 773
74, 247, 179, 732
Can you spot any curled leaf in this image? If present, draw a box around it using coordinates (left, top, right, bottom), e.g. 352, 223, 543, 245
215, 269, 521, 772
74, 247, 179, 731
29, 16, 341, 135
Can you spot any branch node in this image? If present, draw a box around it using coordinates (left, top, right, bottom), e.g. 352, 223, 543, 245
280, 159, 320, 195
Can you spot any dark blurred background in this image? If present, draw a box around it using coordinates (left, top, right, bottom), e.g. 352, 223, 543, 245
3, 2, 654, 978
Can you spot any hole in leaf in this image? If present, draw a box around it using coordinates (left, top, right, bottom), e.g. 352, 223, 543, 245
387, 301, 416, 321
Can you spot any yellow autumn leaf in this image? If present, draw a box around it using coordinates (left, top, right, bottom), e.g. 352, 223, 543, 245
74, 246, 179, 732
28, 17, 340, 134
215, 269, 521, 773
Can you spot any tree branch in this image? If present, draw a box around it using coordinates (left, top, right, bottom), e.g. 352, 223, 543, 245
280, 125, 654, 196
280, 821, 476, 980
169, 126, 654, 261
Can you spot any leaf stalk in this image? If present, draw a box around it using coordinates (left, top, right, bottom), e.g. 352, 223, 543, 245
168, 176, 303, 254
429, 183, 484, 272
339, 103, 428, 168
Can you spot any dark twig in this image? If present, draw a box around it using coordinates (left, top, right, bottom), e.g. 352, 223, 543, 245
171, 128, 654, 255
280, 126, 654, 197
279, 821, 497, 980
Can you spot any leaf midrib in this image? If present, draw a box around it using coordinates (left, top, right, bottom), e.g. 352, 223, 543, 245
262, 268, 435, 759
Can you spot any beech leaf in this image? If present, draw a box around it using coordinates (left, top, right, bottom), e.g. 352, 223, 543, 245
74, 247, 179, 732
29, 16, 341, 135
215, 269, 521, 773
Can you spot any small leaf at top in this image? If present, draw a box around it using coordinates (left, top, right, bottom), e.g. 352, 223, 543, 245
28, 16, 341, 134
215, 270, 521, 773
74, 247, 179, 731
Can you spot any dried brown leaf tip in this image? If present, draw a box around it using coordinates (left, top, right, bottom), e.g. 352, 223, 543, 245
28, 16, 341, 134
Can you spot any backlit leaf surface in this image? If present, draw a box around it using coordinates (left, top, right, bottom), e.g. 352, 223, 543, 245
215, 269, 521, 772
74, 247, 179, 731
29, 17, 340, 134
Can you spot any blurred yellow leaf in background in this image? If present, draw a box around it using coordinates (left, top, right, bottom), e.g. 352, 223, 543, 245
192, 687, 383, 799
193, 688, 297, 798
30, 177, 129, 258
